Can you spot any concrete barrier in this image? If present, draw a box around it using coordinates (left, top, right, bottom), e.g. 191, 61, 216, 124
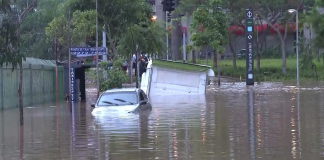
141, 59, 214, 97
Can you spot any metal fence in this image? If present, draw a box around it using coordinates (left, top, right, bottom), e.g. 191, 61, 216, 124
0, 58, 64, 110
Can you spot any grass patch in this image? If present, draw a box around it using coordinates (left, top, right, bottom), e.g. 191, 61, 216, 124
197, 58, 324, 82
153, 59, 210, 72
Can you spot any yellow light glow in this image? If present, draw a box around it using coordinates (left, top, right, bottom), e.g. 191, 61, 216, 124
151, 15, 157, 21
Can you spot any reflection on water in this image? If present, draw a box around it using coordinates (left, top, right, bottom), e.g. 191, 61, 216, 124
0, 82, 324, 159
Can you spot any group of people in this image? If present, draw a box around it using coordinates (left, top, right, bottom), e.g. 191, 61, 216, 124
102, 53, 148, 79
132, 54, 148, 78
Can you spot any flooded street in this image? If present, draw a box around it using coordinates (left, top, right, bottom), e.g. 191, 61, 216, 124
1, 82, 324, 160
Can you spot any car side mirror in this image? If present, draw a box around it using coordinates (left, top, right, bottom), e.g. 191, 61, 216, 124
139, 101, 147, 105
91, 104, 95, 108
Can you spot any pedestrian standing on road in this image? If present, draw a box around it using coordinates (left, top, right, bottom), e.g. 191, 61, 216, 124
139, 57, 148, 78
132, 54, 137, 76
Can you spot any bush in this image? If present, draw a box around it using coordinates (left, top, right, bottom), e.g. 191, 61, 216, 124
97, 59, 127, 91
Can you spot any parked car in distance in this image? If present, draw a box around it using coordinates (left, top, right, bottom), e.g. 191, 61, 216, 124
91, 88, 152, 115
237, 49, 246, 59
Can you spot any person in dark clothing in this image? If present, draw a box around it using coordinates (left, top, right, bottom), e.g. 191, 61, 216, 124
143, 55, 148, 62
139, 58, 148, 78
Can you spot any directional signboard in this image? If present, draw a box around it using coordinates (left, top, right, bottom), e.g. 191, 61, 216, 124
70, 47, 107, 56
71, 68, 75, 102
245, 9, 254, 85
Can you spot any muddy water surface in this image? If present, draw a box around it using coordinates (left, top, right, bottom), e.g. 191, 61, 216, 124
0, 82, 324, 160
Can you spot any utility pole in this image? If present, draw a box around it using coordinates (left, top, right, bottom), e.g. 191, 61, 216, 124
102, 25, 107, 61
55, 37, 59, 105
68, 9, 72, 106
166, 11, 169, 60
183, 27, 186, 62
136, 45, 140, 88
96, 0, 100, 98
162, 0, 175, 60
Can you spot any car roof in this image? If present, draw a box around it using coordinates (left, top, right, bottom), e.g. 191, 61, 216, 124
103, 88, 139, 93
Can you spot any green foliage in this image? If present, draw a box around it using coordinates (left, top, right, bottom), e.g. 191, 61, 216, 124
98, 60, 127, 91
61, 0, 155, 57
176, 0, 209, 14
45, 9, 96, 60
153, 59, 210, 72
298, 37, 316, 69
45, 10, 96, 46
0, 0, 26, 70
261, 46, 283, 59
197, 58, 324, 81
307, 6, 324, 52
19, 0, 65, 59
117, 22, 166, 59
191, 3, 228, 53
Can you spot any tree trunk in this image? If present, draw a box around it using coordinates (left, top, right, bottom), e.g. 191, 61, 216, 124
18, 63, 23, 125
317, 49, 320, 62
256, 45, 260, 72
229, 37, 236, 69
192, 50, 196, 64
213, 51, 217, 68
217, 53, 221, 86
280, 39, 287, 74
112, 45, 118, 60
171, 13, 182, 61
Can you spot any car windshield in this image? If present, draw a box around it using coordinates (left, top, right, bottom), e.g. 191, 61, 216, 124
97, 91, 138, 106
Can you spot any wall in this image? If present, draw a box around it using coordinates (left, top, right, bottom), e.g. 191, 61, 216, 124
0, 64, 64, 110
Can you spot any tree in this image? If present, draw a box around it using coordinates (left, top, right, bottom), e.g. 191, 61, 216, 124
59, 0, 154, 59
224, 0, 247, 69
307, 0, 324, 64
117, 21, 166, 87
45, 10, 96, 60
252, 0, 302, 75
0, 0, 36, 125
20, 0, 66, 59
176, 0, 210, 62
191, 0, 228, 85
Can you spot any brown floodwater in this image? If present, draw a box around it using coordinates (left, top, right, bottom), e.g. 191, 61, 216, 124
1, 82, 324, 160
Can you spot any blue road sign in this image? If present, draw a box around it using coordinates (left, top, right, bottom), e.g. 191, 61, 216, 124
245, 9, 254, 85
70, 47, 107, 56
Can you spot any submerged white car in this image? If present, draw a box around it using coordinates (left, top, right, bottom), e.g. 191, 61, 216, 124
91, 88, 152, 115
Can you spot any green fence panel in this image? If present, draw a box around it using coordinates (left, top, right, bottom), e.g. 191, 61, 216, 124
58, 67, 64, 100
22, 65, 31, 106
0, 58, 64, 109
3, 68, 19, 109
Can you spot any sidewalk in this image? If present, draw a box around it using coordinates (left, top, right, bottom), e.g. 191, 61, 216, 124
122, 82, 136, 88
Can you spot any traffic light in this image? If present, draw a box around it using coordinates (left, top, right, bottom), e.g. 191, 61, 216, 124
161, 0, 175, 13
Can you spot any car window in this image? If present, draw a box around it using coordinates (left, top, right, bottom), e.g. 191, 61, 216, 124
98, 91, 138, 106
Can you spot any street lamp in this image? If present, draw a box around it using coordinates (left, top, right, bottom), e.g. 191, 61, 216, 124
288, 8, 299, 87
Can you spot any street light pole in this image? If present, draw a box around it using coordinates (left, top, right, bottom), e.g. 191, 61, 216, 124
288, 9, 299, 87
96, 0, 100, 98
166, 11, 169, 60
296, 10, 299, 87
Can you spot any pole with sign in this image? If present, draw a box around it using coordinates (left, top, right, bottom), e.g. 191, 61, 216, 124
245, 9, 254, 85
70, 68, 75, 102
